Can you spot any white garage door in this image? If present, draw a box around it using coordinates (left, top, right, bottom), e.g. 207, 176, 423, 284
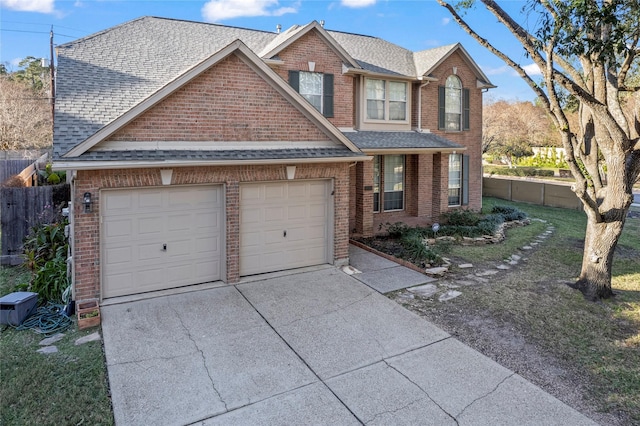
240, 180, 332, 276
102, 185, 223, 298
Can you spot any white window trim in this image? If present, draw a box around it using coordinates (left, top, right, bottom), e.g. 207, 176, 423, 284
448, 153, 462, 207
364, 78, 409, 124
373, 154, 405, 213
299, 71, 324, 114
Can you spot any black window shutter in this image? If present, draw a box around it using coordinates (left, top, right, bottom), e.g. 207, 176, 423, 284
323, 73, 334, 118
463, 88, 470, 130
288, 70, 300, 92
438, 86, 445, 130
462, 154, 470, 205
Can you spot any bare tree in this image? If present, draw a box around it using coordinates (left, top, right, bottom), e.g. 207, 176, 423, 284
0, 76, 52, 151
484, 99, 562, 164
439, 0, 640, 299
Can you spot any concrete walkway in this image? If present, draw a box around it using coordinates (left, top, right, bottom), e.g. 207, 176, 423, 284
102, 264, 596, 425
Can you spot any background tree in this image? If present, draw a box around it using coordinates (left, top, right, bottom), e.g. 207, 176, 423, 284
439, 0, 640, 299
484, 98, 562, 164
0, 58, 52, 151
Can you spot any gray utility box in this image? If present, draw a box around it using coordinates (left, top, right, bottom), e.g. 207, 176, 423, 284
0, 292, 38, 326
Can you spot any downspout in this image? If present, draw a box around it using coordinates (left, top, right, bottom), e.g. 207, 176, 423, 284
417, 79, 430, 132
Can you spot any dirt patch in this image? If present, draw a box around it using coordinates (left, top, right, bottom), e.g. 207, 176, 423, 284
389, 269, 631, 426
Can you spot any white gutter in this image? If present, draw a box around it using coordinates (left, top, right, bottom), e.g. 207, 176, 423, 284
52, 155, 372, 171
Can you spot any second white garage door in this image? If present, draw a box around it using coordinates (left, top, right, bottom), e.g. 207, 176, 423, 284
240, 180, 332, 276
102, 185, 223, 298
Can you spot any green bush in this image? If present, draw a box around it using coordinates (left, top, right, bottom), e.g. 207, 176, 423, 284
22, 220, 69, 302
491, 205, 527, 221
441, 209, 481, 226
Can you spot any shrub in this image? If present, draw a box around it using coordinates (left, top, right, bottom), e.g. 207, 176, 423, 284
400, 233, 442, 266
491, 205, 527, 221
441, 209, 481, 226
22, 220, 69, 302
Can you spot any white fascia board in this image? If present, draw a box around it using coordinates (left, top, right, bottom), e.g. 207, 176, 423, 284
342, 66, 418, 82
361, 147, 467, 155
51, 155, 372, 171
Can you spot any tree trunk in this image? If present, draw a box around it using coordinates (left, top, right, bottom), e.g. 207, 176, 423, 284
573, 213, 626, 300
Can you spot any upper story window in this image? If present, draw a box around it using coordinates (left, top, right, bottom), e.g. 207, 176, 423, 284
288, 71, 334, 118
365, 79, 407, 122
438, 75, 470, 131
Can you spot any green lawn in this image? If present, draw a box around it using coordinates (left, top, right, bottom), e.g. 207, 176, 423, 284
428, 197, 640, 422
0, 266, 114, 425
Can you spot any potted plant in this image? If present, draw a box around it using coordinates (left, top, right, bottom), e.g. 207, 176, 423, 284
77, 300, 100, 329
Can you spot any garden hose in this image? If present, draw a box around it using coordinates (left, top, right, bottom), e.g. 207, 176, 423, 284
11, 302, 72, 336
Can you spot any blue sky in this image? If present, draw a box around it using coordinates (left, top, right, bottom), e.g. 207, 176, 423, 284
0, 0, 541, 101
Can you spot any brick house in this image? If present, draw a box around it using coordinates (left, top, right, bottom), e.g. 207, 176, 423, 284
52, 17, 493, 303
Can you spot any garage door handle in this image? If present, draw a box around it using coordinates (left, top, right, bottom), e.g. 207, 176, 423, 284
283, 230, 287, 237
162, 243, 167, 251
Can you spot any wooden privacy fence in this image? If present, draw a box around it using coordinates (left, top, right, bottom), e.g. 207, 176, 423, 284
0, 160, 34, 183
0, 184, 70, 265
483, 176, 583, 210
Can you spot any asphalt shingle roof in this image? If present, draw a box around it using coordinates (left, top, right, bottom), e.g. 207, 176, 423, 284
343, 131, 464, 150
53, 16, 486, 160
70, 147, 364, 162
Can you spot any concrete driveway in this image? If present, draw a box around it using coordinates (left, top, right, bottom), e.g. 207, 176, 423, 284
101, 267, 595, 425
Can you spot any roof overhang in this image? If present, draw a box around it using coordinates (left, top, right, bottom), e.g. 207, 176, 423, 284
341, 65, 418, 81
63, 39, 363, 158
360, 147, 466, 155
260, 21, 360, 69
53, 155, 372, 171
420, 43, 495, 89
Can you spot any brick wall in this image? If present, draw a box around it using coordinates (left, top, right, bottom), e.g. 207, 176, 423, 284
419, 50, 483, 212
72, 163, 350, 303
107, 53, 331, 143
274, 30, 355, 128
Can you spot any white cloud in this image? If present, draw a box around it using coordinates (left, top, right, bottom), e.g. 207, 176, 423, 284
341, 0, 376, 8
441, 17, 450, 25
522, 63, 542, 76
482, 65, 511, 76
202, 0, 298, 22
0, 0, 54, 13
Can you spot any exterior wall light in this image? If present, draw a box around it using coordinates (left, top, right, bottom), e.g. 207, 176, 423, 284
83, 192, 92, 213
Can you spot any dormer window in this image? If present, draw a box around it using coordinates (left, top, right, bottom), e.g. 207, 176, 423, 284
288, 71, 334, 118
365, 79, 407, 122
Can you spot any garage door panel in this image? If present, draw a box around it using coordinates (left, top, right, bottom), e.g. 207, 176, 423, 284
264, 206, 284, 222
138, 243, 164, 261
103, 185, 223, 299
265, 185, 285, 200
104, 246, 132, 265
138, 216, 164, 235
104, 192, 133, 212
138, 191, 163, 209
240, 180, 331, 276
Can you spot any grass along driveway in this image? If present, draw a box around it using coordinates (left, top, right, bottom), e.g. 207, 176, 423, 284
390, 197, 640, 425
0, 266, 114, 425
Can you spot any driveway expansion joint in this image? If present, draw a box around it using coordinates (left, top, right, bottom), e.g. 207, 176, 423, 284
168, 304, 229, 412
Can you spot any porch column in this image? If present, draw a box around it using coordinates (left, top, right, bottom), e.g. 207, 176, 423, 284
416, 153, 434, 219
355, 161, 374, 237
432, 153, 450, 220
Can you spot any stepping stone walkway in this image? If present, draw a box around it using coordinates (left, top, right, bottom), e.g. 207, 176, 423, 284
399, 222, 557, 303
